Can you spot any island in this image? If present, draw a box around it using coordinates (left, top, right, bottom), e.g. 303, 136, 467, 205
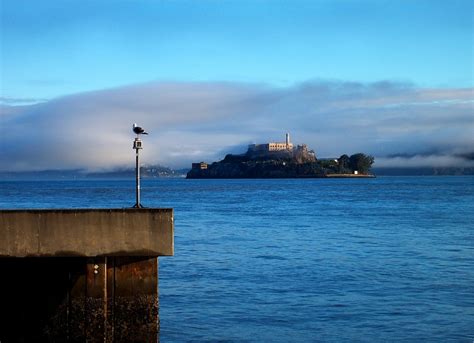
187, 133, 375, 179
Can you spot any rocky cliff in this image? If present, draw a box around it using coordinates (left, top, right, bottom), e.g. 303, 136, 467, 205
187, 145, 375, 179
187, 145, 326, 178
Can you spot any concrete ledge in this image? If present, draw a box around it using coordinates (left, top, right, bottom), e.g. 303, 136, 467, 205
0, 209, 174, 257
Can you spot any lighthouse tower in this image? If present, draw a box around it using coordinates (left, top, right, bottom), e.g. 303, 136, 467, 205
286, 133, 290, 149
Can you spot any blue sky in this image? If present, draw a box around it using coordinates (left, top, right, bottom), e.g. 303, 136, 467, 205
2, 0, 473, 100
1, 0, 473, 170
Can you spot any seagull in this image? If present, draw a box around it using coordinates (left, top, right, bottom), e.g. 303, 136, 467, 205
133, 123, 148, 135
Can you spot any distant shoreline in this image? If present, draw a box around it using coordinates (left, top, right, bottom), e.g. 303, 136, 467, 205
185, 175, 376, 179
2, 175, 474, 182
325, 174, 376, 178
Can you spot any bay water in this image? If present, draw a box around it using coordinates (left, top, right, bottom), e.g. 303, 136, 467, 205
1, 177, 473, 342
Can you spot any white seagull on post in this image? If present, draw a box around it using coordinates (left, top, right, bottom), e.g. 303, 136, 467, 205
133, 123, 148, 135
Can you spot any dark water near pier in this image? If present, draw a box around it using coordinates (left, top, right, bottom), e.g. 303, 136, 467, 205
1, 177, 473, 342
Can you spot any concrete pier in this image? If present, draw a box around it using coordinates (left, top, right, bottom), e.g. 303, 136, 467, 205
0, 209, 174, 342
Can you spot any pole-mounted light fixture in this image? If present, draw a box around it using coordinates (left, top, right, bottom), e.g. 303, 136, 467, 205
132, 123, 148, 208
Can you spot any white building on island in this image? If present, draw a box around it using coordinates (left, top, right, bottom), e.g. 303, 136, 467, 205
248, 133, 294, 152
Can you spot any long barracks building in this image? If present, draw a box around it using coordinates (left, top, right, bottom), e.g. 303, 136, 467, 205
248, 133, 294, 152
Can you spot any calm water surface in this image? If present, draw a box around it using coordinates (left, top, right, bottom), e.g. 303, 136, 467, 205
1, 177, 473, 342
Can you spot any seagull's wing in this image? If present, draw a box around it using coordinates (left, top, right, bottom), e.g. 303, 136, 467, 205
132, 125, 148, 135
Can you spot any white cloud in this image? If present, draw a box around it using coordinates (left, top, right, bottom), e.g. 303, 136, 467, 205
375, 155, 474, 168
0, 80, 473, 171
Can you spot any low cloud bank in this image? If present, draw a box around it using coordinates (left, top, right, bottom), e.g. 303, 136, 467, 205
375, 154, 474, 168
1, 80, 473, 171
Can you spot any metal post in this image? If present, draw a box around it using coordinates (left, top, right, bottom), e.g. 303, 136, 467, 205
133, 138, 143, 208
136, 146, 140, 207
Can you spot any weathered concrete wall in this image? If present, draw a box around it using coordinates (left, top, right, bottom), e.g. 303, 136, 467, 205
0, 209, 174, 341
0, 209, 174, 257
0, 257, 159, 342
